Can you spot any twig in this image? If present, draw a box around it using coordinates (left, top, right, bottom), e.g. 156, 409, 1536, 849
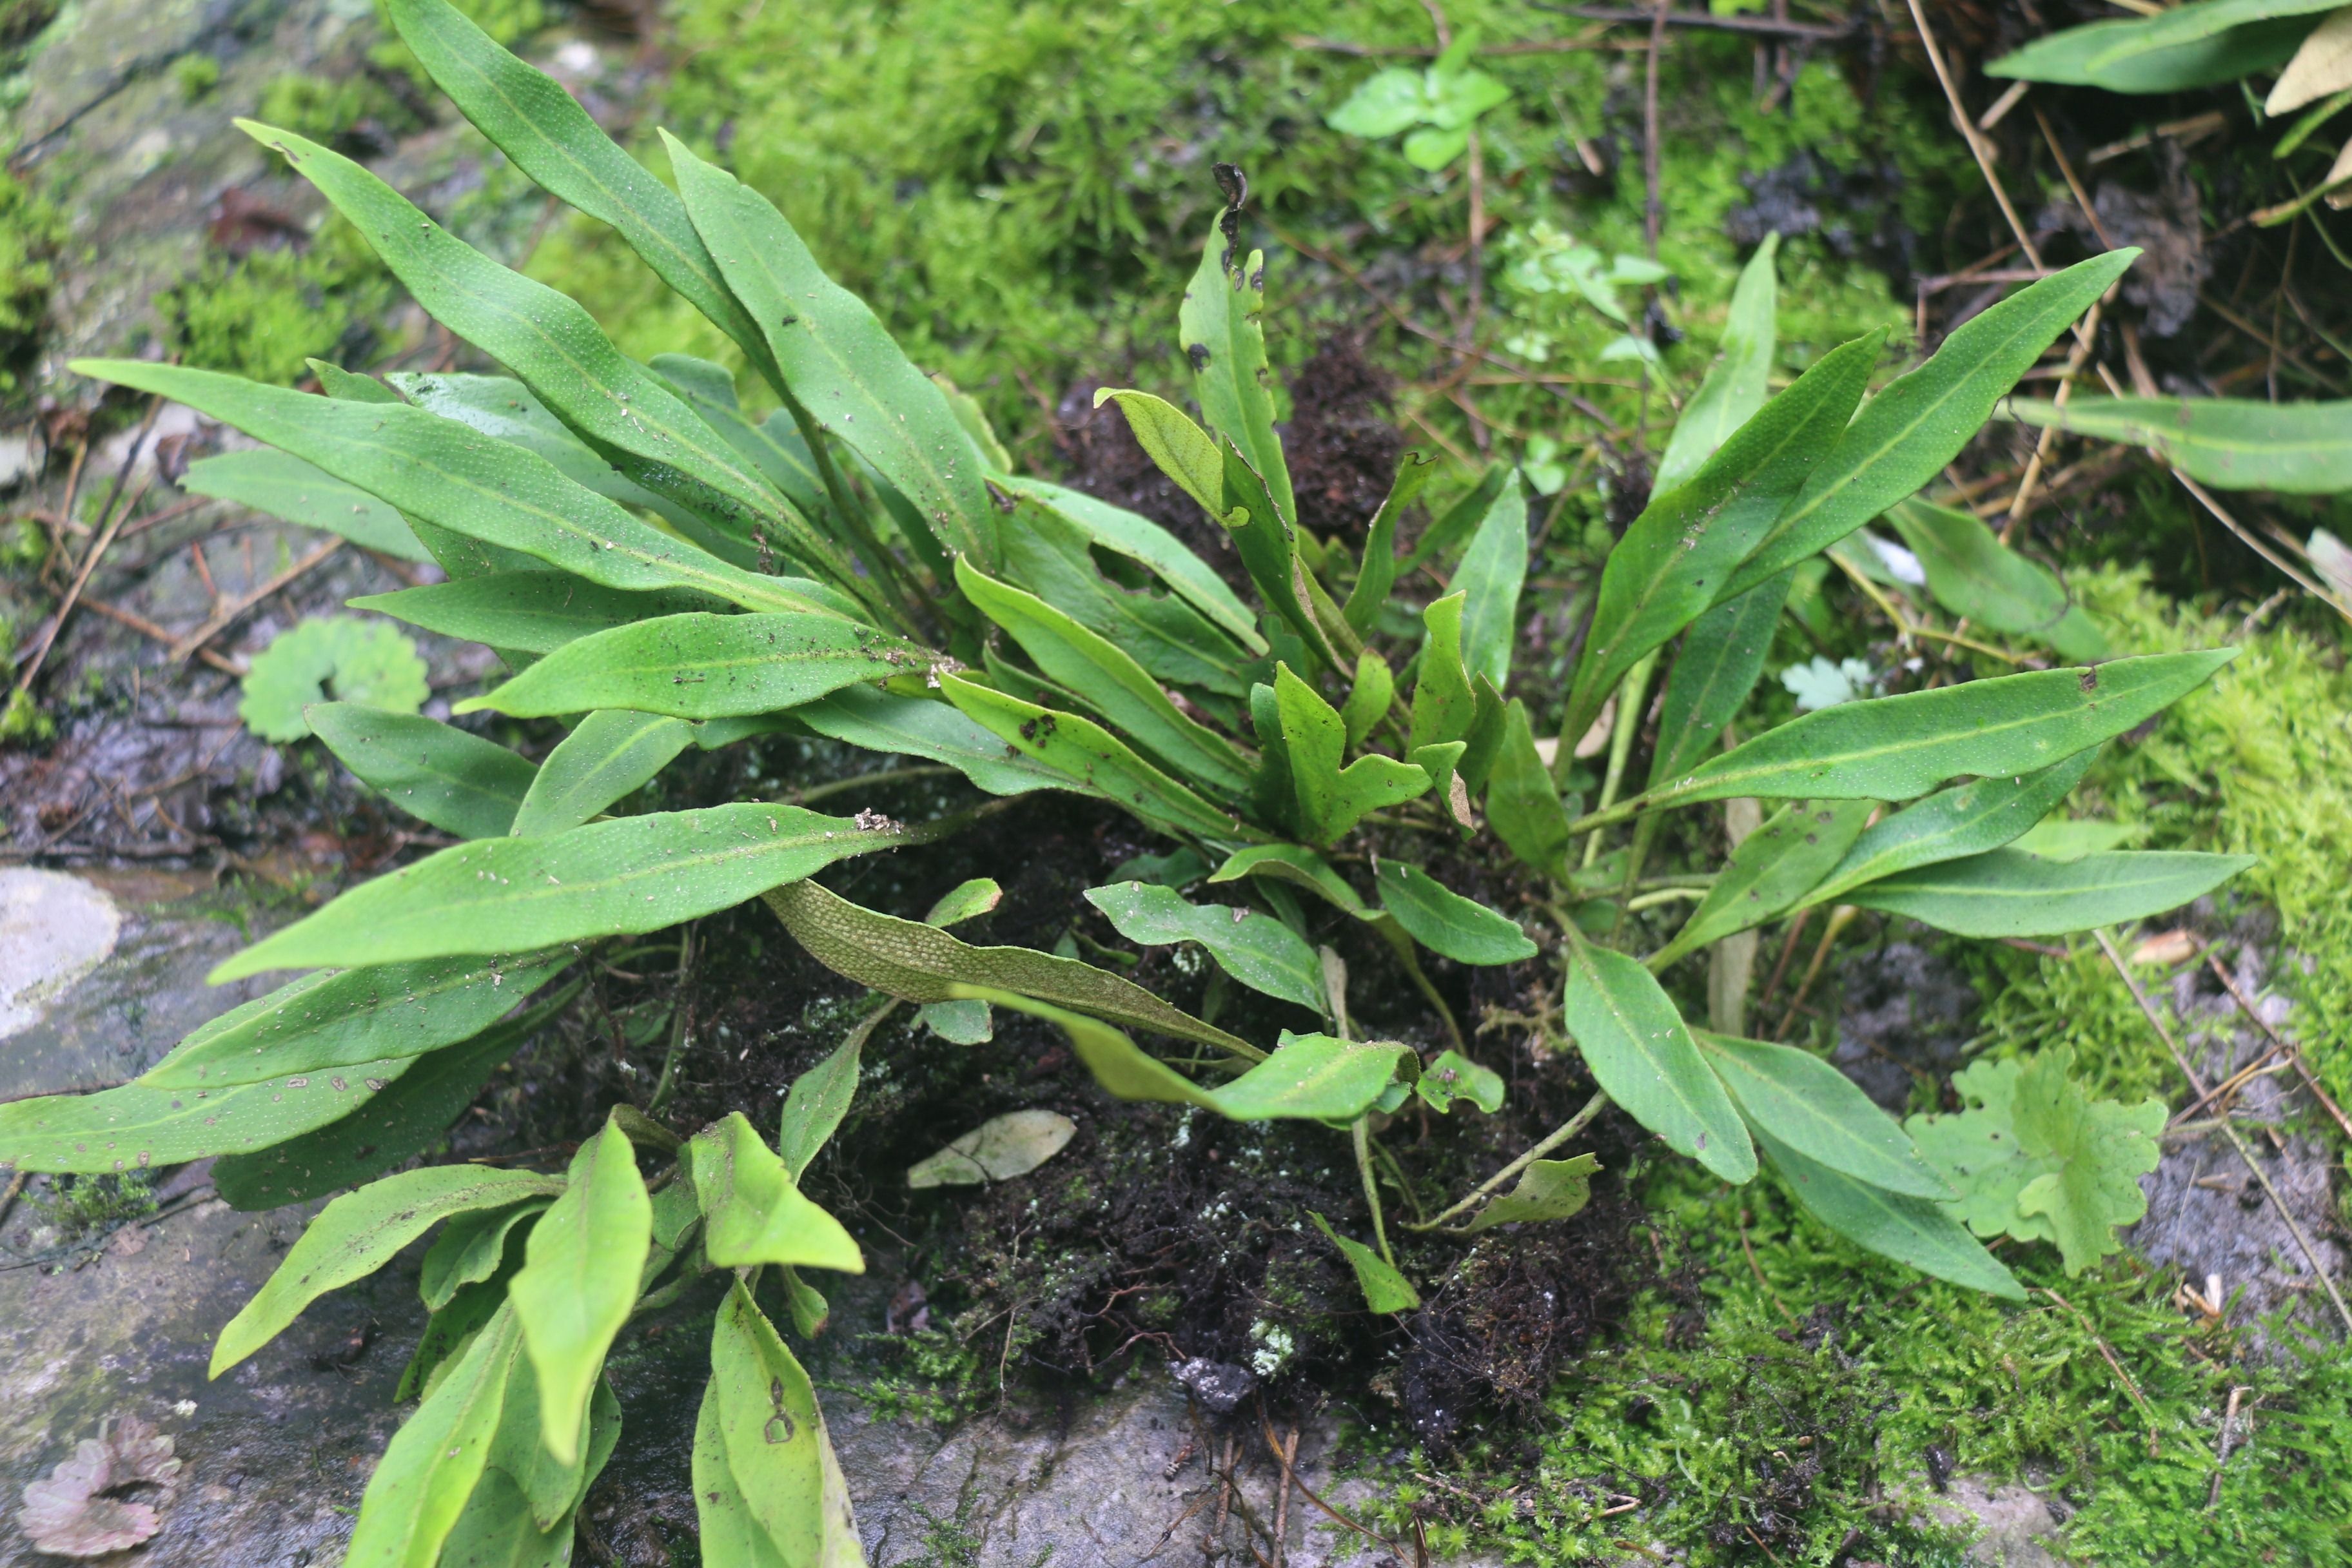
2171, 472, 2351, 625
1258, 1407, 1396, 1549
1773, 905, 1855, 1040
2208, 1385, 2248, 1509
14, 471, 153, 696
1643, 0, 1667, 257
1272, 1426, 1299, 1566
644, 922, 700, 1115
2200, 946, 2352, 1146
77, 596, 246, 675
166, 538, 344, 661
1534, 3, 1851, 39
1408, 1089, 1608, 1230
787, 765, 957, 807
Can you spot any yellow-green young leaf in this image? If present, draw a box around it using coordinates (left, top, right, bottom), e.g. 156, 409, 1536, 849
435, 1465, 574, 1568
1645, 573, 1791, 790
182, 448, 429, 560
1464, 1153, 1602, 1233
1447, 470, 1529, 691
1084, 881, 1326, 1015
776, 1019, 874, 1182
1653, 235, 1778, 495
1338, 649, 1395, 752
1754, 1122, 2024, 1298
690, 1376, 791, 1568
690, 1112, 863, 1273
1563, 937, 1754, 1182
355, 574, 725, 658
907, 1109, 1078, 1188
796, 687, 1077, 798
1374, 859, 1537, 965
1988, 0, 2338, 93
0, 1057, 413, 1175
1657, 649, 2237, 808
308, 703, 538, 840
1273, 663, 1432, 847
1181, 186, 1296, 530
1409, 593, 1478, 754
1562, 335, 1881, 749
1309, 1211, 1419, 1312
1343, 451, 1439, 634
211, 804, 912, 979
998, 476, 1262, 652
1719, 251, 2139, 602
1801, 749, 2098, 909
924, 878, 1002, 927
509, 710, 692, 837
2006, 393, 2352, 493
1845, 847, 2253, 937
1486, 700, 1573, 882
1209, 844, 1374, 917
1093, 388, 1224, 516
420, 1199, 552, 1312
765, 878, 1257, 1058
68, 362, 847, 621
1220, 435, 1340, 665
455, 612, 936, 721
344, 1302, 520, 1568
1887, 500, 2108, 662
710, 1280, 826, 1564
1697, 1033, 1944, 1197
210, 1166, 561, 1377
1650, 799, 1874, 970
955, 559, 1251, 798
660, 132, 995, 568
939, 673, 1246, 841
509, 1119, 651, 1464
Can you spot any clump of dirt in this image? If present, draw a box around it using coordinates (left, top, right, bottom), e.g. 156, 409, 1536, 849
1053, 377, 1251, 594
1282, 333, 1403, 544
1725, 150, 1924, 289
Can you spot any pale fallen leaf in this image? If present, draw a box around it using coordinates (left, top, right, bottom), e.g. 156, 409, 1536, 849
1573, 697, 1615, 759
907, 1110, 1077, 1189
2330, 139, 2352, 211
19, 1415, 180, 1558
2267, 5, 2352, 115
2309, 528, 2352, 603
2129, 928, 2196, 967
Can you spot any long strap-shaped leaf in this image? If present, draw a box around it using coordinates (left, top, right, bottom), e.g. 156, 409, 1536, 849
1562, 934, 1754, 1182
1652, 233, 1778, 495
1843, 847, 2253, 936
211, 803, 919, 979
511, 710, 694, 837
342, 1302, 520, 1568
72, 361, 847, 620
2004, 393, 2352, 495
354, 573, 728, 658
182, 448, 429, 561
1717, 250, 2137, 602
1799, 748, 2098, 909
661, 130, 997, 569
510, 1117, 649, 1466
308, 702, 538, 839
1180, 183, 1297, 531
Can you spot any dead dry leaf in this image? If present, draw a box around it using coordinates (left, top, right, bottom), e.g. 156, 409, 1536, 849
18, 1416, 180, 1558
2267, 5, 2352, 115
906, 1110, 1077, 1188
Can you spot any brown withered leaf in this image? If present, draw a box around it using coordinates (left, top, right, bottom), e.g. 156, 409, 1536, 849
17, 1415, 181, 1557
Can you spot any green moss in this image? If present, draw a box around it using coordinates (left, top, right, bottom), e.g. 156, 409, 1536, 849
31, 1171, 159, 1241
172, 52, 220, 101
255, 70, 407, 148
158, 215, 393, 387
0, 163, 62, 404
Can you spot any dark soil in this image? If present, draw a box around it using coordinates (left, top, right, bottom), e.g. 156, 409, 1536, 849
1282, 333, 1404, 545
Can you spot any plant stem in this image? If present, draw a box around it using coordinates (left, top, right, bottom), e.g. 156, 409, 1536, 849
1352, 1117, 1394, 1266
1406, 1088, 1609, 1231
645, 923, 700, 1115
789, 765, 958, 807
1582, 650, 1658, 868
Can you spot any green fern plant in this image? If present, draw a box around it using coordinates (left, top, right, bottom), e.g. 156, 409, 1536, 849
0, 0, 2260, 1560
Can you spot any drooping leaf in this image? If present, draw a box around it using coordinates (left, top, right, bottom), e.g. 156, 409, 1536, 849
906, 1109, 1078, 1188
1649, 799, 1874, 969
764, 878, 1258, 1059
1645, 573, 1791, 790
1219, 435, 1338, 666
1308, 1211, 1419, 1312
777, 1021, 868, 1183
1337, 649, 1395, 752
794, 685, 1078, 798
308, 703, 538, 839
1718, 252, 2139, 602
1416, 1049, 1505, 1114
1085, 880, 1327, 1014
998, 475, 1261, 650
2004, 394, 2352, 493
211, 803, 915, 979
509, 1117, 650, 1465
1653, 235, 1778, 495
1181, 186, 1296, 531
342, 1304, 519, 1568
1563, 937, 1754, 1182
1273, 663, 1431, 847
1752, 1123, 2024, 1298
182, 449, 429, 560
1654, 650, 2236, 807
1373, 859, 1537, 965
419, 1199, 552, 1313
1463, 1153, 1602, 1232
1987, 0, 2338, 92
939, 674, 1244, 841
354, 573, 725, 658
1800, 749, 2099, 909
1343, 451, 1439, 634
1886, 500, 2108, 662
240, 618, 429, 742
690, 1112, 863, 1273
705, 1280, 827, 1564
1209, 844, 1373, 917
1844, 847, 2253, 937
1093, 388, 1224, 517
1449, 471, 1529, 691
509, 710, 692, 837
1697, 1033, 1945, 1197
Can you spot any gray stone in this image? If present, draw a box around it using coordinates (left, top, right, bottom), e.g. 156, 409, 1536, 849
0, 870, 121, 1039
1925, 1475, 2073, 1567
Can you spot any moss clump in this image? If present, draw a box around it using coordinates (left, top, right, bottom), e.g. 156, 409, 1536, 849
157, 216, 393, 387
30, 1171, 159, 1242
0, 164, 62, 404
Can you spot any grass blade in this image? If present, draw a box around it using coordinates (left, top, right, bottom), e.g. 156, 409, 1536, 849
2004, 394, 2352, 493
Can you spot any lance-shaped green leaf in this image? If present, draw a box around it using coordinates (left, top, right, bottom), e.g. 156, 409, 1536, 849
441, 1448, 591, 1565
456, 612, 935, 721
956, 558, 1251, 797
940, 673, 1245, 841
0, 1056, 412, 1174
1845, 848, 2253, 937
652, 356, 830, 517
1650, 799, 1874, 969
795, 686, 1077, 798
1986, 0, 2338, 92
1338, 649, 1395, 752
420, 1199, 551, 1312
1449, 471, 1529, 691
1085, 881, 1326, 1015
183, 449, 429, 560
1309, 1212, 1419, 1312
70, 361, 849, 620
1801, 749, 2098, 909
1753, 1122, 2024, 1298
1888, 500, 2108, 662
2004, 393, 2352, 493
1463, 1153, 1602, 1233
1718, 251, 2139, 602
211, 803, 914, 979
210, 1165, 562, 1377
690, 1112, 863, 1273
1698, 1033, 1944, 1197
778, 1020, 870, 1181
354, 574, 727, 658
510, 1118, 649, 1466
1209, 844, 1373, 918
1402, 465, 1507, 576
1375, 859, 1537, 965
1409, 592, 1478, 754
306, 702, 537, 839
234, 124, 861, 594
662, 131, 994, 567
1181, 192, 1295, 530
999, 475, 1262, 651
343, 1302, 520, 1568
1563, 335, 1881, 748
479, 1363, 619, 1536
925, 878, 1002, 927
707, 1280, 827, 1563
1654, 649, 2236, 808
1654, 235, 1778, 495
211, 988, 572, 1210
1220, 435, 1340, 667
1487, 700, 1573, 882
959, 989, 1413, 1121
1645, 573, 1791, 790
765, 877, 1259, 1059
1344, 451, 1439, 634
509, 710, 692, 836
1563, 937, 1754, 1182
142, 951, 566, 1089
1093, 388, 1224, 516
1272, 663, 1430, 846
